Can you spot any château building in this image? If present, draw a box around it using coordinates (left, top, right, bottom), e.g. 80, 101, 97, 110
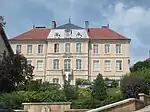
9, 21, 131, 85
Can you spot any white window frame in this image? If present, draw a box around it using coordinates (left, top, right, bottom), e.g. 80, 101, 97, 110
76, 59, 82, 70
65, 43, 70, 53
93, 44, 99, 54
76, 43, 81, 53
36, 60, 44, 71
116, 60, 123, 71
16, 45, 22, 53
38, 44, 43, 54
64, 59, 71, 71
27, 45, 33, 54
53, 78, 59, 84
27, 60, 32, 65
104, 60, 111, 71
104, 44, 110, 54
54, 43, 59, 53
116, 43, 122, 54
93, 60, 100, 71
53, 59, 59, 70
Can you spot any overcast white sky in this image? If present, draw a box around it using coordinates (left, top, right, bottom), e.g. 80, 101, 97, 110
0, 0, 150, 65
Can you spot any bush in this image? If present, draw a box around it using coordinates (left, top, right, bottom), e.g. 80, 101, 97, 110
75, 78, 88, 86
77, 88, 91, 99
63, 85, 78, 101
120, 75, 149, 98
0, 92, 23, 109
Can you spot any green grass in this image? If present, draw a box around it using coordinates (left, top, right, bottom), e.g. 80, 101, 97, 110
107, 87, 120, 96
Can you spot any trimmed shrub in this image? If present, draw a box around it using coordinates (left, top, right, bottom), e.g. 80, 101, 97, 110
120, 75, 149, 98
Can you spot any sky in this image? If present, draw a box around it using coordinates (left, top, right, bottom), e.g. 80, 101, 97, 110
0, 0, 150, 65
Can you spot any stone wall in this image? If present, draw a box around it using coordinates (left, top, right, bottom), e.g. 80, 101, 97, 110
22, 102, 71, 112
86, 93, 150, 112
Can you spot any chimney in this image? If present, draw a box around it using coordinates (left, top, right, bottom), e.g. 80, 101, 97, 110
52, 21, 56, 28
102, 24, 109, 28
85, 21, 89, 31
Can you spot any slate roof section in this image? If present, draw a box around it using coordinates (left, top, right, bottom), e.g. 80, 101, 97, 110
88, 28, 129, 40
10, 28, 51, 40
56, 23, 83, 29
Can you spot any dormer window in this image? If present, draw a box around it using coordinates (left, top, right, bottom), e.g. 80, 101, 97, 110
65, 29, 72, 38
54, 33, 60, 38
76, 32, 82, 38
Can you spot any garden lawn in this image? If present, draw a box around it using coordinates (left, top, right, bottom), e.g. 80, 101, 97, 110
107, 87, 120, 96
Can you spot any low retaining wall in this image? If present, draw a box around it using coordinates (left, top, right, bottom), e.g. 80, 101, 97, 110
86, 98, 144, 112
65, 109, 89, 112
22, 102, 71, 112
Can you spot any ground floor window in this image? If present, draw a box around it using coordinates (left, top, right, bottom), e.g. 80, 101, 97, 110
53, 78, 59, 84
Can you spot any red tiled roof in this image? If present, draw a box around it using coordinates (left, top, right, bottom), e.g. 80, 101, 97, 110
10, 27, 129, 40
12, 28, 51, 40
88, 28, 129, 40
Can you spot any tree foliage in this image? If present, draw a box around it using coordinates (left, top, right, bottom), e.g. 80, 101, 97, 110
0, 52, 34, 92
130, 61, 150, 72
91, 73, 108, 101
120, 75, 149, 98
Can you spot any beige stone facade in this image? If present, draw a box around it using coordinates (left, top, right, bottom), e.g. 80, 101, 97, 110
9, 21, 131, 85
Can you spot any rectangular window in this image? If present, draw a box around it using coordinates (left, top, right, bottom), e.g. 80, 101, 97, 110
116, 44, 121, 54
27, 45, 32, 54
38, 45, 43, 54
53, 78, 59, 84
65, 43, 70, 53
76, 59, 82, 70
37, 60, 43, 70
116, 60, 122, 71
105, 44, 110, 54
64, 59, 71, 71
54, 43, 59, 53
93, 60, 100, 71
53, 59, 59, 70
27, 60, 32, 65
104, 60, 111, 71
16, 45, 22, 53
93, 44, 99, 54
76, 43, 81, 53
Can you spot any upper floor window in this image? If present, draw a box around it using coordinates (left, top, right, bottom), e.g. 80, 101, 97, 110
105, 44, 110, 54
27, 45, 32, 54
76, 32, 82, 38
64, 59, 71, 72
76, 43, 81, 53
116, 60, 122, 71
16, 45, 22, 53
65, 29, 72, 38
65, 43, 70, 53
93, 44, 99, 54
37, 60, 43, 70
53, 59, 59, 70
54, 33, 60, 38
116, 44, 121, 54
93, 60, 100, 71
54, 43, 59, 53
38, 45, 43, 54
104, 60, 111, 71
76, 59, 82, 70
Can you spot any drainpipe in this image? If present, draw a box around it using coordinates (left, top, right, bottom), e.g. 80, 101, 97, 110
44, 40, 47, 82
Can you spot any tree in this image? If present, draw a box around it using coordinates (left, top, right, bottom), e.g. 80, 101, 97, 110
0, 52, 34, 92
91, 73, 108, 101
120, 75, 149, 98
130, 61, 150, 72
